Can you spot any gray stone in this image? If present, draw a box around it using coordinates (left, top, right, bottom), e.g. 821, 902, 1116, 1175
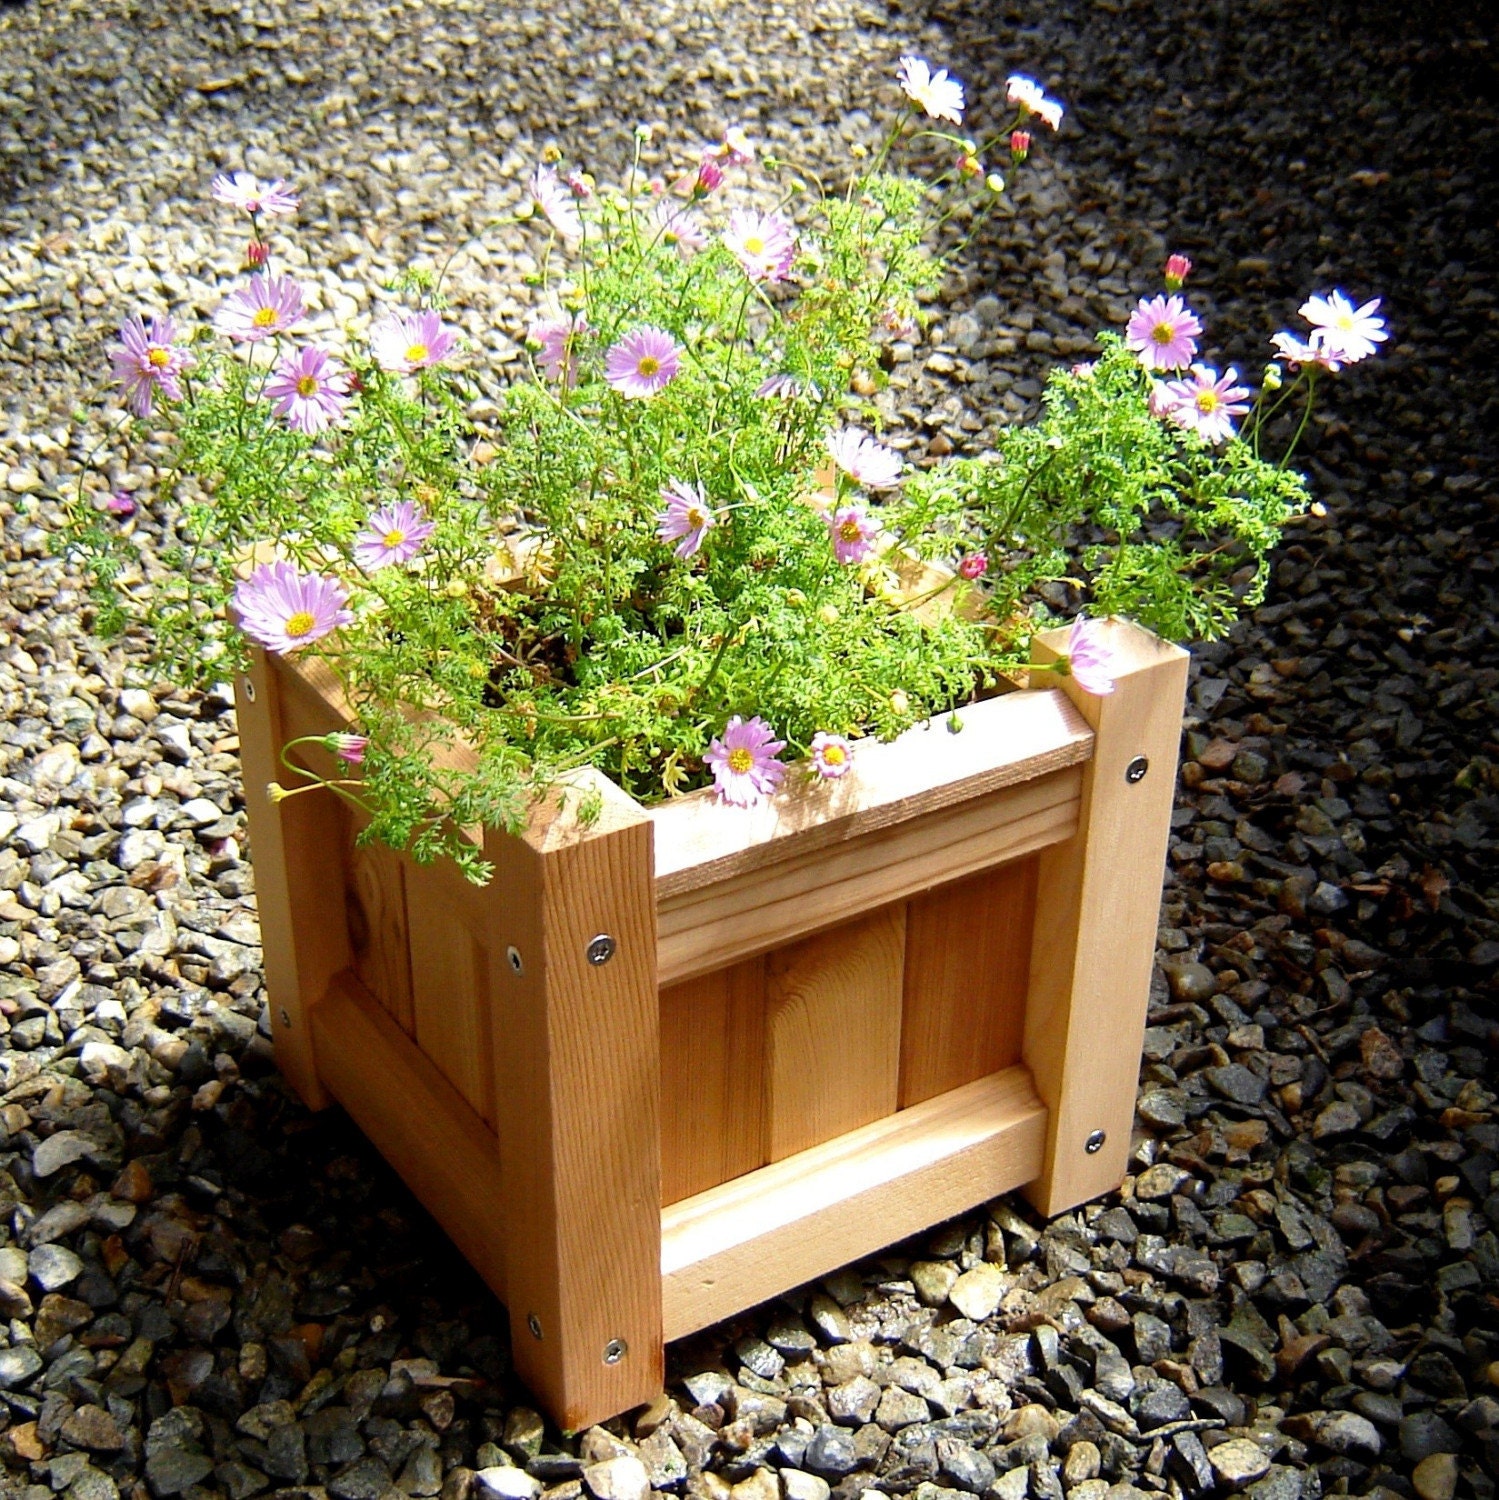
1206, 1440, 1270, 1489
28, 1242, 83, 1290
1312, 1411, 1381, 1458
331, 1459, 398, 1500
877, 1385, 931, 1432
805, 1426, 859, 1477
582, 1456, 650, 1500
911, 1260, 960, 1307
0, 1344, 43, 1388
145, 1450, 215, 1498
1398, 1412, 1460, 1463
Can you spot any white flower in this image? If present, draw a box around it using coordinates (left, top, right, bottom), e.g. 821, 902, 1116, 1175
527, 164, 582, 242
826, 427, 903, 489
1006, 74, 1064, 131
1298, 290, 1387, 364
897, 55, 966, 124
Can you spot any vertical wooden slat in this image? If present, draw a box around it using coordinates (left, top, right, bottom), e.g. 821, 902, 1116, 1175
487, 771, 662, 1430
899, 858, 1037, 1107
346, 842, 415, 1035
765, 905, 906, 1162
236, 651, 348, 1109
1022, 619, 1189, 1216
660, 958, 767, 1205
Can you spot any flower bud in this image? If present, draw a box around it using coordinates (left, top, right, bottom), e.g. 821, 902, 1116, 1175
1010, 130, 1032, 162
245, 239, 270, 271
785, 588, 808, 608
692, 155, 724, 198
957, 552, 988, 580
444, 578, 469, 598
818, 603, 840, 625
266, 782, 289, 805
1164, 253, 1193, 291
105, 491, 136, 517
890, 689, 910, 715
985, 172, 1006, 195
1263, 361, 1283, 392
956, 152, 983, 179
541, 144, 563, 164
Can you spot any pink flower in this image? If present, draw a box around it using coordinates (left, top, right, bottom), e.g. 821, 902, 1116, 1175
897, 56, 965, 124
326, 733, 368, 765
880, 305, 919, 341
809, 732, 853, 781
528, 164, 582, 242
211, 172, 300, 217
1067, 619, 1116, 696
1125, 294, 1202, 372
105, 491, 137, 517
828, 505, 879, 565
1298, 290, 1387, 364
653, 202, 706, 257
715, 127, 755, 166
565, 170, 593, 198
370, 309, 458, 373
245, 239, 270, 270
1164, 364, 1252, 444
827, 427, 903, 489
110, 313, 191, 417
1006, 75, 1064, 130
704, 715, 786, 806
655, 480, 717, 559
958, 552, 987, 580
723, 209, 796, 283
263, 345, 352, 435
756, 373, 813, 399
353, 500, 435, 571
674, 154, 723, 200
1147, 380, 1181, 419
1010, 130, 1032, 162
1164, 253, 1193, 291
604, 326, 681, 398
232, 561, 353, 655
531, 312, 590, 389
1270, 330, 1343, 373
214, 273, 306, 342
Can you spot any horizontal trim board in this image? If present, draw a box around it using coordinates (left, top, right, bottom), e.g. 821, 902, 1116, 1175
661, 1062, 1047, 1341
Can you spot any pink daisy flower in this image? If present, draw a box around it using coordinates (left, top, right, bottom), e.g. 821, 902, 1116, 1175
1298, 290, 1387, 364
232, 561, 353, 655
105, 491, 137, 517
531, 312, 590, 389
211, 172, 300, 217
653, 202, 706, 258
828, 505, 879, 566
352, 500, 436, 572
604, 326, 681, 398
1006, 75, 1064, 130
756, 373, 814, 399
809, 732, 854, 781
1164, 364, 1252, 444
214, 273, 306, 343
110, 314, 192, 417
1125, 294, 1203, 372
1270, 330, 1343, 373
1147, 380, 1181, 419
673, 154, 723, 200
897, 56, 965, 124
715, 127, 755, 166
326, 732, 368, 765
1067, 619, 1116, 697
827, 427, 903, 489
528, 164, 582, 242
723, 209, 796, 283
655, 480, 717, 559
263, 345, 352, 435
958, 552, 988, 580
704, 715, 786, 807
370, 309, 458, 374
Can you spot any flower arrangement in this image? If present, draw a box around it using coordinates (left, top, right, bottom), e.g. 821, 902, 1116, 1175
69, 58, 1383, 882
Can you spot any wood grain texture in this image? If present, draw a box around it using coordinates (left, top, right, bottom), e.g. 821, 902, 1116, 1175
311, 971, 507, 1300
657, 766, 1082, 987
765, 906, 906, 1161
661, 1063, 1047, 1341
899, 859, 1037, 1107
484, 769, 663, 1430
346, 843, 415, 1035
1021, 619, 1189, 1216
659, 959, 767, 1205
651, 687, 1092, 898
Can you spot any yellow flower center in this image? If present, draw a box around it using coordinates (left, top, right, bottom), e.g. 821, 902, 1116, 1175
147, 347, 172, 368
382, 529, 407, 548
405, 343, 430, 364
1195, 390, 1220, 414
839, 519, 863, 542
296, 374, 320, 397
727, 747, 754, 774
284, 610, 317, 638
252, 307, 280, 328
822, 744, 846, 766
686, 506, 707, 528
637, 355, 660, 376
1152, 323, 1175, 344
743, 235, 765, 256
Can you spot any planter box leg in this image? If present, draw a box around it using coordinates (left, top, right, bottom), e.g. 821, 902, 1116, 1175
236, 649, 349, 1111
485, 772, 663, 1430
1023, 620, 1189, 1216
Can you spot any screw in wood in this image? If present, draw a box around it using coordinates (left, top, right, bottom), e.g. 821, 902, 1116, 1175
506, 946, 524, 976
242, 678, 256, 703
603, 1338, 627, 1365
586, 933, 616, 966
1125, 756, 1149, 784
527, 1313, 543, 1340
1085, 1130, 1106, 1154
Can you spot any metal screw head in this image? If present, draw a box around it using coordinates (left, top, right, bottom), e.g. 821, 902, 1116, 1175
242, 677, 257, 703
527, 1313, 543, 1340
603, 1338, 627, 1365
1125, 756, 1149, 785
278, 1007, 292, 1030
1085, 1129, 1107, 1155
586, 933, 616, 966
507, 946, 524, 976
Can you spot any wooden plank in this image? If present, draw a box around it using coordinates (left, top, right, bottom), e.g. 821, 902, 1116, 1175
899, 859, 1037, 1107
485, 770, 663, 1430
659, 959, 767, 1205
661, 1063, 1047, 1341
1022, 619, 1190, 1216
346, 842, 415, 1035
311, 971, 507, 1300
651, 687, 1092, 899
765, 906, 906, 1161
657, 765, 1082, 987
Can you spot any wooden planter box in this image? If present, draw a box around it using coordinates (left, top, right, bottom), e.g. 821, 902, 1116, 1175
234, 618, 1187, 1431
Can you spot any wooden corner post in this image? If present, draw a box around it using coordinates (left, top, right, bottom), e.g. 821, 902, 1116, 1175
485, 772, 663, 1430
1022, 619, 1189, 1217
235, 649, 349, 1110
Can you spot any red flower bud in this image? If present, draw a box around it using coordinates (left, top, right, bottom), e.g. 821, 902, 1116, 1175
1165, 253, 1193, 291
958, 552, 988, 580
1009, 130, 1032, 162
245, 239, 270, 270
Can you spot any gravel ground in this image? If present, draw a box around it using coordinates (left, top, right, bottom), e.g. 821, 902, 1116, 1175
1, 4, 1498, 1500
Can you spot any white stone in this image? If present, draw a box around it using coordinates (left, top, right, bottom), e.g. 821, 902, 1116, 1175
948, 1262, 1010, 1321
475, 1468, 542, 1500
583, 1456, 651, 1500
782, 1473, 830, 1500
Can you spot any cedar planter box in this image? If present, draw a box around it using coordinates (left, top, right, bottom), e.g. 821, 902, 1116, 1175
234, 617, 1187, 1431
